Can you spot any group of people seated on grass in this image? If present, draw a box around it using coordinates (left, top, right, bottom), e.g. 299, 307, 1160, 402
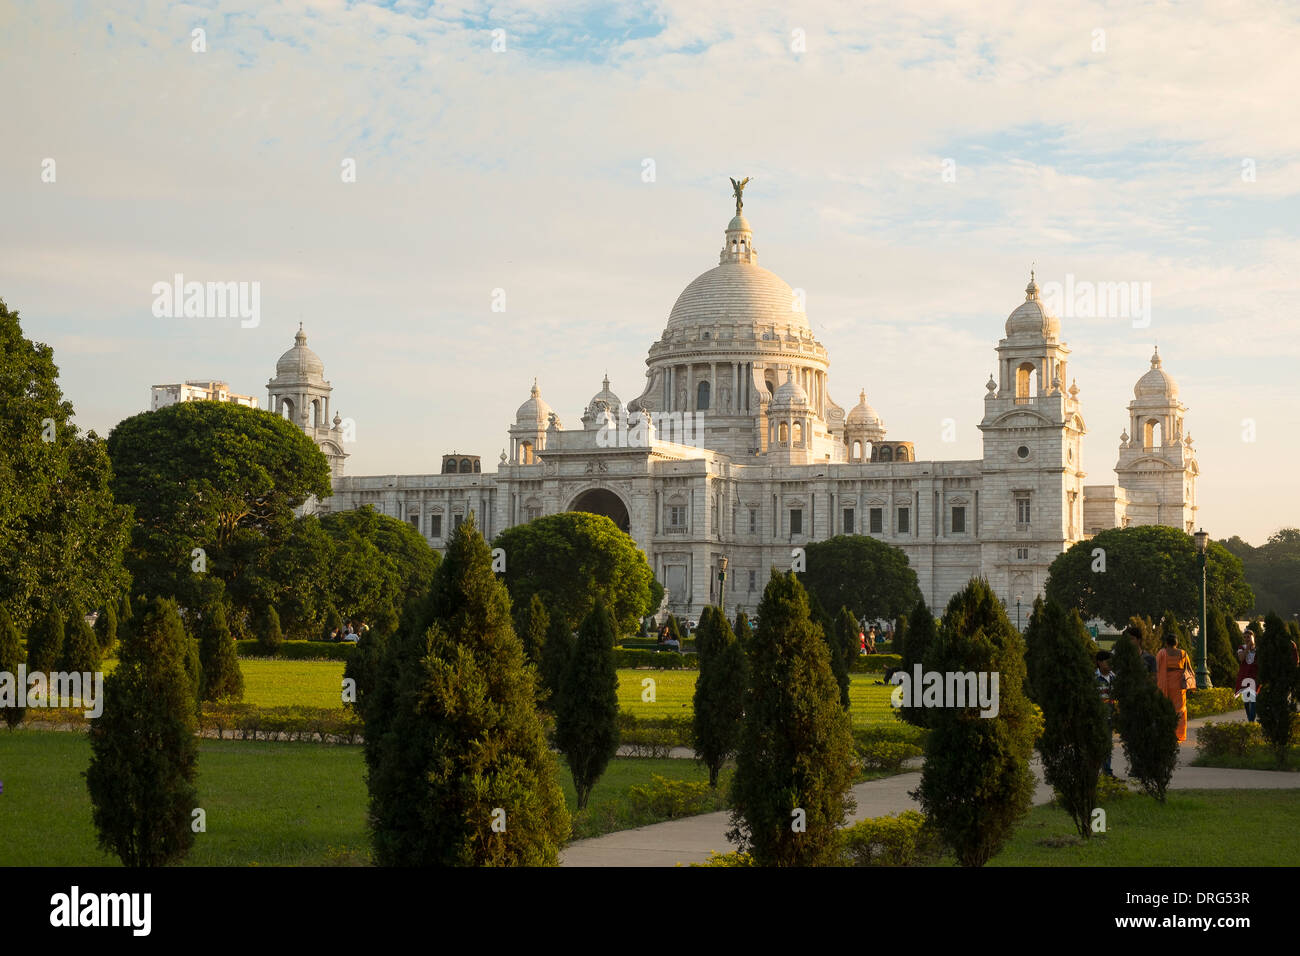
327, 621, 368, 644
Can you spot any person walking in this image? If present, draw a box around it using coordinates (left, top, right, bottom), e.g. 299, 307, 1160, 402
1122, 624, 1158, 676
1235, 626, 1260, 723
1095, 650, 1118, 777
1156, 632, 1193, 742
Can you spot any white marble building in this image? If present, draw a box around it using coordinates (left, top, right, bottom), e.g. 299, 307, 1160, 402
275, 199, 1199, 619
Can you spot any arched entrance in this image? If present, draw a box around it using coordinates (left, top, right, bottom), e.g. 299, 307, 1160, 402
569, 487, 631, 533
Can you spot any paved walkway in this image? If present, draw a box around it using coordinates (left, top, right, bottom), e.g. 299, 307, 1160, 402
561, 714, 1297, 867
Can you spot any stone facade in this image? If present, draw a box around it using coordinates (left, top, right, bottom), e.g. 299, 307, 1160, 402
280, 201, 1200, 620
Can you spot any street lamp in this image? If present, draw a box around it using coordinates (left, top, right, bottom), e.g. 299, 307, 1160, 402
718, 556, 729, 616
1194, 528, 1212, 688
1015, 593, 1023, 632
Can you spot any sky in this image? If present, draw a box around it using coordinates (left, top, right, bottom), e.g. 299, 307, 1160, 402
3, 0, 1297, 545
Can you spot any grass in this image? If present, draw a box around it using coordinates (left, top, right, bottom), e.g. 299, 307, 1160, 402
0, 730, 743, 864
239, 660, 348, 708
990, 788, 1300, 866
1191, 747, 1300, 772
619, 669, 899, 730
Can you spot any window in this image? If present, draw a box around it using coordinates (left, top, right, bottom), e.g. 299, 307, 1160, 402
430, 515, 442, 538
1016, 496, 1031, 525
869, 508, 883, 534
1016, 445, 1030, 459
748, 570, 757, 592
897, 507, 910, 533
697, 381, 710, 410
748, 507, 758, 534
667, 505, 687, 529
843, 508, 855, 534
951, 506, 966, 534
453, 514, 464, 530
789, 509, 803, 535
408, 514, 420, 533
1016, 547, 1029, 560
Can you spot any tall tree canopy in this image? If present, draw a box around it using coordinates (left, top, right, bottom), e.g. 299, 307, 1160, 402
492, 512, 658, 635
0, 299, 131, 633
1221, 529, 1300, 618
1045, 525, 1253, 629
797, 534, 922, 624
107, 401, 332, 616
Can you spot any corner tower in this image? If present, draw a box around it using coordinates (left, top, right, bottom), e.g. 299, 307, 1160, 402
267, 324, 348, 478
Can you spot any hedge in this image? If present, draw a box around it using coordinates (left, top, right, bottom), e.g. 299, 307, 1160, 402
612, 649, 699, 670
849, 654, 903, 673
840, 810, 943, 866
199, 702, 364, 743
235, 640, 357, 662
852, 723, 927, 771
617, 712, 693, 757
1195, 721, 1262, 759
1185, 687, 1243, 720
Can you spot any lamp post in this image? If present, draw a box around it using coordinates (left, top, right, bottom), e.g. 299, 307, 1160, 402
718, 556, 729, 616
1194, 528, 1212, 688
1016, 593, 1023, 632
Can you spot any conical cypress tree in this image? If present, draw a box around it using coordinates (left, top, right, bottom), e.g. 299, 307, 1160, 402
258, 605, 284, 654
514, 592, 550, 667
822, 606, 856, 709
733, 610, 751, 641
538, 608, 573, 713
1023, 598, 1109, 838
893, 613, 909, 660
364, 513, 569, 866
556, 599, 621, 810
322, 605, 342, 640
85, 597, 199, 866
1110, 631, 1179, 800
26, 607, 64, 674
93, 602, 117, 655
198, 600, 244, 701
914, 578, 1038, 866
727, 571, 856, 866
1205, 607, 1237, 690
1257, 613, 1298, 766
0, 609, 25, 730
1159, 610, 1194, 659
667, 615, 684, 644
693, 606, 748, 787
898, 599, 937, 728
60, 606, 101, 675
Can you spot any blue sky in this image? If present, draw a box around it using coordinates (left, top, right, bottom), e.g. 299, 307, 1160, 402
2, 0, 1298, 544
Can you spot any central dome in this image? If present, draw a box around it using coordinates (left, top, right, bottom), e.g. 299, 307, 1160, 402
667, 262, 809, 334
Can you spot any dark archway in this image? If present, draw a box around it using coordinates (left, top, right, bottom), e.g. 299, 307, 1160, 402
569, 487, 631, 533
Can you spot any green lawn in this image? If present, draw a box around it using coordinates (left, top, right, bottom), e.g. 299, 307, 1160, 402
0, 730, 738, 864
618, 669, 899, 729
991, 789, 1300, 866
240, 660, 348, 708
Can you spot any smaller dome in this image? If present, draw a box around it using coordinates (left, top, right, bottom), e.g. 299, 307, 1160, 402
771, 370, 809, 408
1134, 347, 1178, 400
516, 379, 553, 426
847, 389, 881, 426
726, 214, 751, 233
586, 374, 622, 417
1005, 273, 1061, 339
276, 324, 325, 378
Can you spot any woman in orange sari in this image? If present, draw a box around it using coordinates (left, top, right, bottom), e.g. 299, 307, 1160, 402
1156, 632, 1192, 742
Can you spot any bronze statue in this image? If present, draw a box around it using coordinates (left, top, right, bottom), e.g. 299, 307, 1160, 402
730, 176, 751, 215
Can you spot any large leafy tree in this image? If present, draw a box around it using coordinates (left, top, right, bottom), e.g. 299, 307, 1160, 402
1221, 529, 1300, 618
798, 534, 922, 624
727, 571, 857, 866
363, 514, 569, 865
1023, 598, 1109, 838
319, 507, 440, 635
106, 401, 332, 620
556, 600, 621, 810
0, 299, 131, 634
692, 606, 748, 787
85, 597, 199, 867
1045, 525, 1253, 629
492, 512, 657, 636
914, 578, 1039, 866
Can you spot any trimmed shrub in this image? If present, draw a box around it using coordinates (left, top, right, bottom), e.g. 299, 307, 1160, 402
612, 648, 697, 670
618, 713, 692, 757
26, 607, 64, 674
1186, 687, 1242, 719
840, 811, 943, 867
692, 606, 747, 786
1196, 720, 1263, 759
198, 600, 244, 702
60, 606, 102, 674
93, 602, 117, 654
235, 639, 356, 661
1111, 629, 1179, 801
628, 775, 716, 819
694, 851, 755, 867
556, 600, 621, 810
257, 605, 284, 654
848, 653, 903, 673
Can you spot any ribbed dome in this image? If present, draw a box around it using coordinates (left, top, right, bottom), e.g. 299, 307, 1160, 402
667, 263, 808, 334
515, 380, 553, 425
586, 374, 621, 416
276, 326, 324, 378
847, 389, 881, 426
771, 371, 809, 408
1135, 348, 1178, 400
1005, 276, 1061, 339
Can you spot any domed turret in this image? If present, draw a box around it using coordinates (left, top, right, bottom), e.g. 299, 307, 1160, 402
1005, 272, 1061, 340
267, 324, 346, 479
510, 380, 552, 464
847, 389, 881, 427
586, 374, 622, 418
771, 370, 809, 408
1134, 347, 1178, 400
276, 325, 325, 379
515, 379, 553, 427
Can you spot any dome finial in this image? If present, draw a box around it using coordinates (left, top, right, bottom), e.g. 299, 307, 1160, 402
730, 175, 751, 216
1025, 263, 1039, 300
531, 377, 539, 398
1150, 345, 1161, 367
295, 323, 307, 346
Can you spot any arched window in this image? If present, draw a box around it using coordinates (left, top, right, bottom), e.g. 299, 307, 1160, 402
895, 446, 909, 462
311, 399, 321, 428
520, 441, 534, 464
852, 440, 862, 460
473, 460, 481, 473
778, 422, 789, 443
879, 445, 893, 462
460, 458, 472, 473
280, 398, 295, 422
1143, 419, 1162, 449
793, 422, 803, 445
1015, 362, 1038, 400
697, 381, 710, 410
443, 459, 456, 473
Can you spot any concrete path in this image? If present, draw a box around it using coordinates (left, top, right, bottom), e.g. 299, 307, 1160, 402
560, 714, 1297, 867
